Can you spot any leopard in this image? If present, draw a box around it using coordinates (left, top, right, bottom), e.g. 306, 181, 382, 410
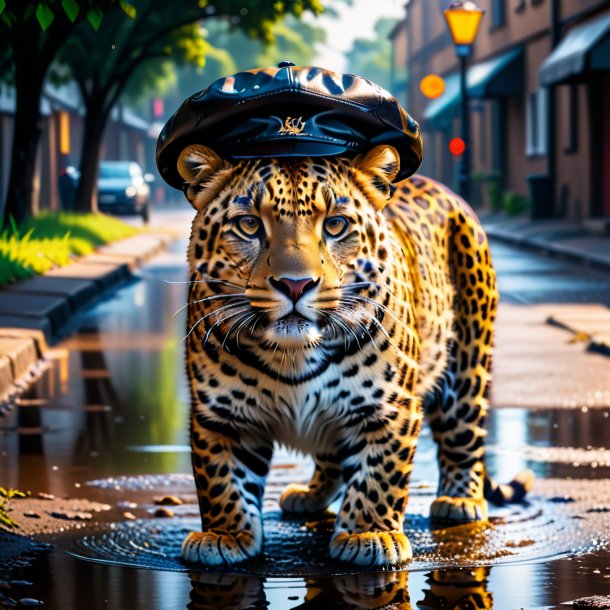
176, 142, 531, 568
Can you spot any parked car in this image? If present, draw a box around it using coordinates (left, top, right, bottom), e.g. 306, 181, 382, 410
97, 161, 154, 222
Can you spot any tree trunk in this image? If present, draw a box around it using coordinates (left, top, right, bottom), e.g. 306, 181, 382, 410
1, 59, 46, 228
74, 107, 109, 213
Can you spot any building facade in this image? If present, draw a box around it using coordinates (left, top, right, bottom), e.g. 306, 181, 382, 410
392, 0, 610, 220
0, 84, 158, 217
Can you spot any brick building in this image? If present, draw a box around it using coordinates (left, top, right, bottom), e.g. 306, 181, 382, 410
0, 83, 158, 216
391, 0, 610, 221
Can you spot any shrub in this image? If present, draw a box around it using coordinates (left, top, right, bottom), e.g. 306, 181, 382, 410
503, 191, 531, 216
487, 179, 504, 213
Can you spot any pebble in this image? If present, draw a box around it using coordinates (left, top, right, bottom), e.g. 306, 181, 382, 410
153, 495, 183, 506
49, 511, 93, 521
122, 512, 137, 521
117, 501, 138, 510
23, 512, 40, 519
573, 596, 610, 609
9, 582, 33, 587
153, 507, 175, 518
36, 493, 54, 501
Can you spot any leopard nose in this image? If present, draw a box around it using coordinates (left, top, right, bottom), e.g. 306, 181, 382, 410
270, 276, 319, 303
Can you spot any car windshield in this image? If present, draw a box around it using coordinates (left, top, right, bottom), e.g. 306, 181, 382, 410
100, 163, 140, 179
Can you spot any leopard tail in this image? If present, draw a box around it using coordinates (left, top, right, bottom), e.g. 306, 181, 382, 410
483, 469, 534, 506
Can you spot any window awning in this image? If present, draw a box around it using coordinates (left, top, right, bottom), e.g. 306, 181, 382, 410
423, 47, 523, 129
468, 47, 523, 98
540, 11, 610, 85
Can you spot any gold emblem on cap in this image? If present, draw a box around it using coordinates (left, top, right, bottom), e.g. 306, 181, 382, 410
278, 116, 305, 135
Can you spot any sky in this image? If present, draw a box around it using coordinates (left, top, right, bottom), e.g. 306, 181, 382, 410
305, 0, 407, 72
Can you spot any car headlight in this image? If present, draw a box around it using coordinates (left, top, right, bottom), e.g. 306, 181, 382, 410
125, 186, 137, 197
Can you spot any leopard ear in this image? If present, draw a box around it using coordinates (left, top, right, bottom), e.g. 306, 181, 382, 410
177, 144, 233, 210
351, 145, 400, 210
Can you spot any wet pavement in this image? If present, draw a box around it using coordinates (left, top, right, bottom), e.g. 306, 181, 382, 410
1, 229, 610, 609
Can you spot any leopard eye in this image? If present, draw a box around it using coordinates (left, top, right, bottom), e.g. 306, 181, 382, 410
323, 216, 349, 238
234, 215, 261, 238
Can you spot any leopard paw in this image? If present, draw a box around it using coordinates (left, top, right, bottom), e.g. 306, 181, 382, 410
279, 483, 333, 514
181, 530, 260, 566
329, 530, 412, 567
430, 496, 488, 523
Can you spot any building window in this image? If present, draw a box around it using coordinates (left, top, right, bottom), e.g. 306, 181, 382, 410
526, 87, 548, 156
492, 0, 506, 28
422, 0, 430, 44
564, 84, 579, 155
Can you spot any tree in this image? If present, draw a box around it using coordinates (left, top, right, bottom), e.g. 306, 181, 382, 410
57, 0, 324, 212
170, 15, 326, 112
0, 0, 126, 228
346, 17, 398, 93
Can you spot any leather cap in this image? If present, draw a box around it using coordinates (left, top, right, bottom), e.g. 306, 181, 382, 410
157, 62, 423, 189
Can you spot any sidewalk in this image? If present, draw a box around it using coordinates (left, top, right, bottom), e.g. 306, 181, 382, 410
483, 213, 610, 359
0, 230, 174, 411
483, 214, 610, 271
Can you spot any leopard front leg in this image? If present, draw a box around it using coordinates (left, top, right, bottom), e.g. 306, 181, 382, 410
182, 413, 273, 566
329, 400, 421, 567
280, 453, 342, 514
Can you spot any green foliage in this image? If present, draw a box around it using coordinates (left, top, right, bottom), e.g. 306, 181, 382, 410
0, 487, 26, 530
487, 179, 503, 213
0, 212, 137, 288
503, 191, 531, 216
346, 17, 398, 91
170, 14, 326, 108
0, 0, 124, 31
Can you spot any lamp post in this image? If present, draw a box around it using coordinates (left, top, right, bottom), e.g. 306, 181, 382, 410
443, 0, 484, 201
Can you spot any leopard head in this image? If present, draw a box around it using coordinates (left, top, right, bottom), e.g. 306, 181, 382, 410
178, 144, 400, 351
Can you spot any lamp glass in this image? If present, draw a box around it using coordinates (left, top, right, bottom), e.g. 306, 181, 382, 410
444, 8, 484, 46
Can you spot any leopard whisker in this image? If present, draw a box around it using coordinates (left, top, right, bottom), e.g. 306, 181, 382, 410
340, 294, 416, 338
202, 307, 251, 351
172, 293, 248, 319
178, 302, 248, 344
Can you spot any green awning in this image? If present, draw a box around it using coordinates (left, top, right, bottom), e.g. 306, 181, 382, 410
540, 11, 610, 85
423, 48, 523, 129
468, 47, 523, 98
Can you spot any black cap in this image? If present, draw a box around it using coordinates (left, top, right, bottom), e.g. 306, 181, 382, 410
157, 63, 423, 189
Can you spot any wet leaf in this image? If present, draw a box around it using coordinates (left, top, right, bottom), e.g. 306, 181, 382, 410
119, 0, 136, 20
61, 0, 79, 22
86, 6, 103, 30
0, 0, 5, 16
35, 2, 54, 31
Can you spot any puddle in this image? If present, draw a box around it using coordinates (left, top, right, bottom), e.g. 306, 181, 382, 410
14, 474, 597, 577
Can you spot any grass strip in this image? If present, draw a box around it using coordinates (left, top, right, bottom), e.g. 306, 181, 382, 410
0, 212, 137, 288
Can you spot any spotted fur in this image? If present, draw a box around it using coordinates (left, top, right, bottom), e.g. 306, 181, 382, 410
177, 144, 523, 568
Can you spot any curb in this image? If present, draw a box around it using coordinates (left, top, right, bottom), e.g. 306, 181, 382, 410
485, 226, 610, 273
0, 231, 173, 411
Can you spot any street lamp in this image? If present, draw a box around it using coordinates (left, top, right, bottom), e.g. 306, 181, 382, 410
443, 0, 484, 200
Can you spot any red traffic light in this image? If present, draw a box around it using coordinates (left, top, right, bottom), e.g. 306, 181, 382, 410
449, 137, 466, 156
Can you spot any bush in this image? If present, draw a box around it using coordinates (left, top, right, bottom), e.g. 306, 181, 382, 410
503, 191, 531, 216
487, 179, 504, 213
